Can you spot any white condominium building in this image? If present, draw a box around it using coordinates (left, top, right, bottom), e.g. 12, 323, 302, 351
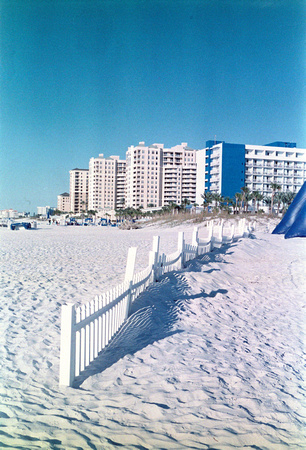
195, 148, 207, 205
126, 142, 163, 209
244, 144, 306, 195
162, 143, 197, 206
57, 192, 71, 212
202, 140, 306, 200
88, 154, 126, 211
69, 169, 89, 214
116, 158, 126, 209
0, 209, 19, 219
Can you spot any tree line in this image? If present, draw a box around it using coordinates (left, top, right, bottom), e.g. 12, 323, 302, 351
53, 183, 296, 221
201, 183, 295, 215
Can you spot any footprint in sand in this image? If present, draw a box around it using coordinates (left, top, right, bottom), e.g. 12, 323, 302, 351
32, 360, 40, 370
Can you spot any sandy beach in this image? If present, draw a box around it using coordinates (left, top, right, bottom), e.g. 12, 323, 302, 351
0, 219, 305, 449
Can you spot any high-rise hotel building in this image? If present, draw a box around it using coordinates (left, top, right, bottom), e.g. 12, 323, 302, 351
126, 142, 163, 209
88, 154, 126, 211
69, 169, 89, 213
125, 142, 198, 209
57, 192, 71, 212
162, 143, 197, 206
201, 140, 306, 199
244, 143, 305, 195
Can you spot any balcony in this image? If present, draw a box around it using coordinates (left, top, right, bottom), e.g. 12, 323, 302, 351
210, 176, 219, 183
253, 183, 263, 190
210, 159, 220, 167
210, 167, 219, 175
263, 176, 273, 183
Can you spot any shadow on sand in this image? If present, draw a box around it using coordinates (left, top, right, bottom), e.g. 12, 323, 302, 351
74, 241, 241, 388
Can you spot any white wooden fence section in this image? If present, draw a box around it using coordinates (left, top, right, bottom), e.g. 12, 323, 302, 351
59, 218, 255, 386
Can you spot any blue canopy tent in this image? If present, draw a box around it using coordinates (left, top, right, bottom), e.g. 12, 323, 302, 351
272, 182, 306, 238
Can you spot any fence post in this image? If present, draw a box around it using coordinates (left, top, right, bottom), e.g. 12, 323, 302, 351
148, 250, 155, 283
160, 253, 166, 277
124, 247, 137, 318
244, 218, 249, 236
238, 218, 245, 237
177, 231, 185, 269
208, 220, 214, 252
192, 227, 199, 256
230, 223, 235, 242
151, 235, 160, 281
219, 219, 224, 243
59, 303, 76, 387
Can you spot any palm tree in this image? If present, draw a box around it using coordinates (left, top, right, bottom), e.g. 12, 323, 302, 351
167, 201, 179, 215
224, 196, 232, 207
212, 193, 223, 211
280, 191, 295, 213
87, 209, 97, 224
245, 190, 253, 213
80, 200, 88, 214
201, 191, 214, 212
264, 196, 272, 211
221, 196, 232, 214
181, 198, 190, 212
80, 211, 85, 225
286, 191, 295, 206
234, 192, 242, 214
241, 186, 251, 212
270, 183, 281, 214
274, 191, 284, 215
252, 191, 264, 213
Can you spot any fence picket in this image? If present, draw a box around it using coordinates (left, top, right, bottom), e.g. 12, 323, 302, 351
98, 295, 102, 353
108, 291, 113, 341
102, 293, 106, 349
75, 307, 81, 377
59, 303, 76, 386
94, 296, 99, 359
85, 303, 90, 367
80, 304, 86, 372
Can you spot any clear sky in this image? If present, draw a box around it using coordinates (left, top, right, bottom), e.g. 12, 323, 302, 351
1, 0, 305, 213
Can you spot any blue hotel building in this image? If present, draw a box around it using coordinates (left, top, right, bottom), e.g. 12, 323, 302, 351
197, 140, 306, 202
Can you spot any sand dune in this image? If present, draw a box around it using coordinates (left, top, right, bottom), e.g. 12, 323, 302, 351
0, 220, 305, 449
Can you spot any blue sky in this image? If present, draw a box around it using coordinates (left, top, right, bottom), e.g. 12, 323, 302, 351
1, 0, 305, 212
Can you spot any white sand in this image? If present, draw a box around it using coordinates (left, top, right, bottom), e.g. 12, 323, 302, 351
0, 221, 305, 449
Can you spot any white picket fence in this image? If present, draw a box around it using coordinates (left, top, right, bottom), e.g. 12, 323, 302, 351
59, 218, 254, 387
